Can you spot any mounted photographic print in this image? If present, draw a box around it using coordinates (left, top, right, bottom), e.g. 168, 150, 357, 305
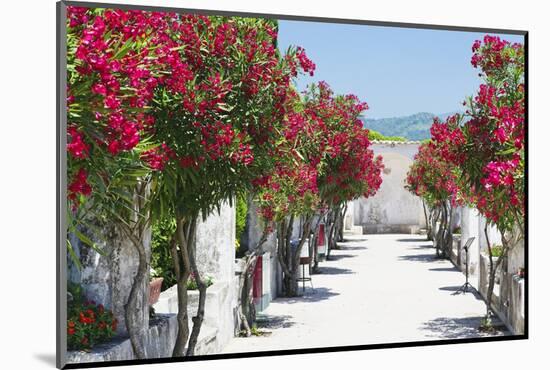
57, 1, 527, 368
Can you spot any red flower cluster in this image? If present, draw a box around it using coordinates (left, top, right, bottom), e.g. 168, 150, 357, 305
68, 168, 92, 201
67, 299, 117, 351
67, 127, 89, 159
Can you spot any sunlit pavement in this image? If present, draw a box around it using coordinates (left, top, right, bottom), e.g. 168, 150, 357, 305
221, 234, 509, 354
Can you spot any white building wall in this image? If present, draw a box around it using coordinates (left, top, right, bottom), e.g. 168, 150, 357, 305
353, 142, 425, 233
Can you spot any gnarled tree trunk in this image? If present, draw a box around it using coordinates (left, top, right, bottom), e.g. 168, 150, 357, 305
483, 221, 521, 325
171, 216, 195, 357
422, 200, 432, 241
119, 181, 150, 359
186, 216, 205, 356
277, 216, 313, 297
237, 227, 270, 336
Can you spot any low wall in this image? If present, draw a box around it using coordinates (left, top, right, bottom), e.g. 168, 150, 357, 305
67, 314, 177, 364
479, 253, 525, 334
362, 224, 420, 234
67, 280, 236, 363
154, 281, 237, 353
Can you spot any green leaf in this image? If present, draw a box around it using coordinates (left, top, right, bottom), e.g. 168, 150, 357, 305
67, 239, 83, 270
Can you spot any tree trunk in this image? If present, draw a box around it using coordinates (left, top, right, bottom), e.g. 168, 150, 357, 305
237, 227, 269, 336
436, 204, 448, 258
422, 200, 431, 240
119, 182, 150, 360
171, 216, 193, 357
336, 204, 347, 242
121, 226, 148, 359
311, 211, 328, 273
484, 223, 511, 325
186, 216, 205, 356
326, 208, 337, 259
277, 216, 312, 297
430, 206, 440, 243
444, 202, 454, 257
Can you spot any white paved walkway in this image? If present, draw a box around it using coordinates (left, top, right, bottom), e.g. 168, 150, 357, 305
222, 234, 508, 353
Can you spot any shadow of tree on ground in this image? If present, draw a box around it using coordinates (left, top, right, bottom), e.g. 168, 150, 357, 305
397, 238, 427, 242
420, 316, 509, 339
274, 287, 340, 305
398, 253, 438, 263
316, 266, 356, 275
326, 253, 357, 261
255, 314, 297, 330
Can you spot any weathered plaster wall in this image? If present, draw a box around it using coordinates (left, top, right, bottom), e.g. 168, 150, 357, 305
353, 142, 425, 233
68, 222, 151, 337
195, 201, 236, 283
454, 207, 525, 335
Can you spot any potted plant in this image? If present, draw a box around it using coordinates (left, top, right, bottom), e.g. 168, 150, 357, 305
149, 268, 164, 306
517, 267, 525, 279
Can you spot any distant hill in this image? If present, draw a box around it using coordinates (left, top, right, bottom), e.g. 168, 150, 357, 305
362, 112, 461, 141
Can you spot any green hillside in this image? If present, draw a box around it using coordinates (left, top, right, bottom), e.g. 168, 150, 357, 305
362, 112, 460, 141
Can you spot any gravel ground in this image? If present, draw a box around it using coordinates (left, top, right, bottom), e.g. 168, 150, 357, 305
221, 233, 509, 354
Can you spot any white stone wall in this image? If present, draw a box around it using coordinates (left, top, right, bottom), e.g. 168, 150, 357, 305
195, 201, 236, 283
353, 142, 425, 232
68, 222, 151, 337
194, 201, 238, 347
455, 207, 525, 334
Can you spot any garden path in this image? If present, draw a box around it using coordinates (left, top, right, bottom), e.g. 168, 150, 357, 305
221, 233, 509, 353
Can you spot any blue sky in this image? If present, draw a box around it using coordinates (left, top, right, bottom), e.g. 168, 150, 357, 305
278, 21, 524, 119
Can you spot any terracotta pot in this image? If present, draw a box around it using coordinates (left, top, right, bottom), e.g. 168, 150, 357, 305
148, 277, 164, 306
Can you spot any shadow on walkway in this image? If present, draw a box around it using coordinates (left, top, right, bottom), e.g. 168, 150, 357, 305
429, 267, 459, 272
397, 238, 426, 242
326, 253, 357, 261
411, 244, 434, 250
255, 314, 296, 330
316, 266, 356, 275
342, 237, 370, 242
420, 316, 509, 339
398, 253, 437, 263
438, 286, 484, 301
338, 245, 368, 251
275, 287, 340, 305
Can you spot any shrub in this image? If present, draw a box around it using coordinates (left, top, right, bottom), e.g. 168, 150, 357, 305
490, 245, 504, 257
187, 273, 214, 290
235, 194, 248, 254
151, 219, 177, 289
67, 283, 117, 351
367, 129, 407, 142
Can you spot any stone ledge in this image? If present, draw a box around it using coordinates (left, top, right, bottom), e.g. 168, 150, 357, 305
362, 224, 420, 234
66, 314, 218, 364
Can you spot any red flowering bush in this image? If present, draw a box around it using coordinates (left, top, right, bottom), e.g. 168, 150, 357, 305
406, 138, 461, 208
431, 35, 524, 231
66, 7, 177, 206
253, 82, 383, 295
67, 299, 118, 351
306, 82, 384, 206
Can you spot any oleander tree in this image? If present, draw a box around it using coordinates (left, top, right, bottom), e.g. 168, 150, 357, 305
66, 7, 317, 357
143, 15, 316, 355
431, 35, 525, 323
305, 82, 384, 259
66, 7, 180, 358
405, 133, 462, 257
255, 82, 383, 296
